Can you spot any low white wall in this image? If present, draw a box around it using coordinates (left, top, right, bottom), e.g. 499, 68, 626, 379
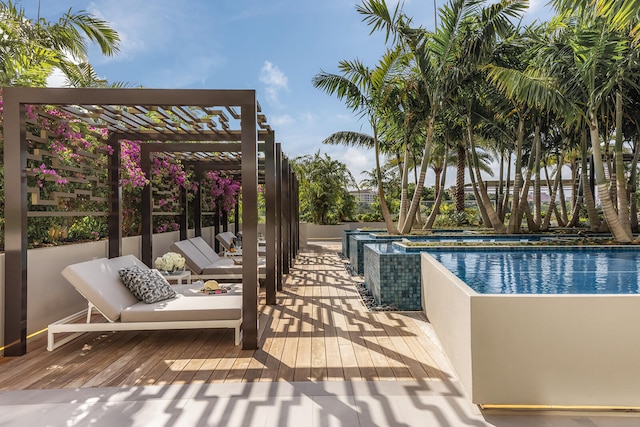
421, 252, 640, 407
421, 254, 474, 400
0, 228, 213, 354
472, 295, 640, 407
300, 222, 386, 244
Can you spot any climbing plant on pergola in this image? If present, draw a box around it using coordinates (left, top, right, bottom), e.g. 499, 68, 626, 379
2, 87, 299, 356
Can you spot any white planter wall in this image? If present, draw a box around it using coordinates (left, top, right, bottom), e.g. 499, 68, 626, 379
421, 252, 640, 407
299, 222, 386, 245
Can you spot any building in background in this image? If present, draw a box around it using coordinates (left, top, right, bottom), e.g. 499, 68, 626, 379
350, 189, 376, 205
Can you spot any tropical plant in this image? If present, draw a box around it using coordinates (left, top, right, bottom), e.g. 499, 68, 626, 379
313, 45, 407, 233
292, 151, 356, 225
0, 0, 120, 87
357, 0, 527, 233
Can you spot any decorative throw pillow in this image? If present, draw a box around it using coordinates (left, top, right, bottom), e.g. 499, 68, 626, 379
118, 265, 176, 304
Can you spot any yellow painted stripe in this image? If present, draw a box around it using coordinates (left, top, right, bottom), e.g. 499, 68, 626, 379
0, 328, 48, 353
481, 404, 640, 411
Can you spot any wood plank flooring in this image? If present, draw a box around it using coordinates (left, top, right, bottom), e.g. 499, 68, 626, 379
0, 243, 450, 390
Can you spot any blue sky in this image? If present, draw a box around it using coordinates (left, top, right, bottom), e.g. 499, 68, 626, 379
23, 0, 554, 185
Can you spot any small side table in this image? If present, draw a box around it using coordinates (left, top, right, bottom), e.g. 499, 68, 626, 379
162, 270, 191, 285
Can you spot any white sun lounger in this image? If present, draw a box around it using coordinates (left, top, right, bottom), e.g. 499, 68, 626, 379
47, 254, 242, 351
216, 231, 266, 256
171, 237, 266, 281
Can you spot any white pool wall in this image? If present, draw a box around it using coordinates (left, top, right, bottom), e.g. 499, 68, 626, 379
421, 252, 640, 407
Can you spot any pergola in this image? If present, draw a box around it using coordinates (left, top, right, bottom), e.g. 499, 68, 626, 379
2, 87, 299, 356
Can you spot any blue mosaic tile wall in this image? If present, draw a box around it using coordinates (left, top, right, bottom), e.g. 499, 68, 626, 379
350, 235, 402, 275
342, 230, 372, 258
364, 244, 422, 310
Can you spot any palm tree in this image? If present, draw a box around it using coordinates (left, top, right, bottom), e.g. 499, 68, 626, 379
0, 1, 120, 87
293, 151, 357, 225
358, 0, 527, 234
313, 46, 407, 234
486, 11, 639, 241
552, 0, 640, 44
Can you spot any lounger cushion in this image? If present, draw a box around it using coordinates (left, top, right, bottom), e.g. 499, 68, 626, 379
118, 266, 176, 304
171, 238, 267, 278
171, 240, 212, 274
121, 291, 242, 322
201, 258, 267, 276
191, 236, 222, 261
61, 255, 144, 322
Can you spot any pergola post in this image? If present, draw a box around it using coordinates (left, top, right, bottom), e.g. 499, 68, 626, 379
275, 143, 283, 291
234, 197, 240, 234
293, 176, 300, 257
222, 211, 228, 233
282, 157, 291, 275
214, 206, 220, 252
241, 97, 259, 349
108, 136, 123, 259
194, 165, 203, 238
107, 136, 122, 258
265, 131, 277, 305
179, 185, 188, 241
140, 147, 153, 267
2, 90, 28, 356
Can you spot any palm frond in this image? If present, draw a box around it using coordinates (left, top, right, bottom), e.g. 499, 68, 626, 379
322, 131, 375, 149
356, 0, 403, 42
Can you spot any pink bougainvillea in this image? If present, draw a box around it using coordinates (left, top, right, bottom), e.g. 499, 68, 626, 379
0, 90, 243, 241
202, 171, 241, 213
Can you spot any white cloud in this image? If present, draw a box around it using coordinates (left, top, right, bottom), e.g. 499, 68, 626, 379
527, 0, 545, 13
259, 61, 289, 106
271, 114, 294, 127
86, 0, 160, 60
333, 146, 375, 182
46, 68, 68, 88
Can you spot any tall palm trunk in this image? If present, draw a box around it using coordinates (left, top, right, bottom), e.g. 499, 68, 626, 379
588, 111, 631, 242
468, 113, 505, 233
413, 152, 424, 227
557, 180, 568, 226
614, 91, 632, 236
373, 128, 399, 234
397, 141, 411, 231
533, 118, 542, 228
567, 180, 583, 227
516, 145, 538, 232
496, 151, 505, 220
500, 151, 512, 222
542, 154, 564, 231
467, 152, 492, 227
580, 129, 601, 231
424, 148, 450, 229
533, 121, 542, 227
508, 114, 525, 233
455, 142, 466, 212
629, 137, 640, 232
398, 116, 435, 234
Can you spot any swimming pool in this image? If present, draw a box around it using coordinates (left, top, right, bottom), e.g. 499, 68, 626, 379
421, 247, 640, 407
430, 248, 640, 294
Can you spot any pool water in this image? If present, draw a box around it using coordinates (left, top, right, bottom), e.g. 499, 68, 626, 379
430, 248, 640, 294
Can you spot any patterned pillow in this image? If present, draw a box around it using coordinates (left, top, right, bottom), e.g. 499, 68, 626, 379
118, 265, 176, 304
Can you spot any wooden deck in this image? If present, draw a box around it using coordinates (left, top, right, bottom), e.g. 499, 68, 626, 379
0, 243, 450, 390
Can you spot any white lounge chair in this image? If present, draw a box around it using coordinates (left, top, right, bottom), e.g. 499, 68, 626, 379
48, 254, 243, 351
216, 231, 266, 256
171, 237, 266, 281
